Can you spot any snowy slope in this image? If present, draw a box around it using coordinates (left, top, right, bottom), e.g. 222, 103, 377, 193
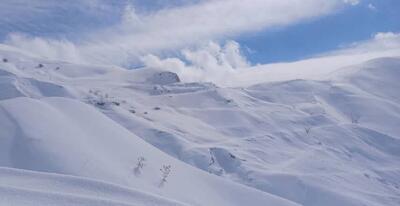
0, 45, 299, 206
0, 97, 297, 206
0, 167, 189, 206
1, 44, 400, 206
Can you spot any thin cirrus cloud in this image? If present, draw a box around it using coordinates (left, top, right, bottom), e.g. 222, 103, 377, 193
0, 0, 123, 39
5, 0, 354, 66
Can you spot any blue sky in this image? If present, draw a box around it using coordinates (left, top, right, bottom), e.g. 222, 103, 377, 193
0, 0, 399, 67
237, 0, 400, 64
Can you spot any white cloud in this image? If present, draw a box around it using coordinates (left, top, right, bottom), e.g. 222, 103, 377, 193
144, 32, 400, 86
4, 0, 391, 87
182, 41, 249, 71
332, 32, 400, 54
5, 33, 83, 63
343, 0, 360, 6
367, 3, 377, 11
366, 32, 400, 50
121, 3, 140, 25
374, 32, 400, 40
3, 0, 352, 66
234, 32, 400, 86
81, 0, 343, 65
141, 41, 249, 84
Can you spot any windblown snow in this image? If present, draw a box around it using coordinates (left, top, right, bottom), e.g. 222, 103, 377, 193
0, 43, 400, 206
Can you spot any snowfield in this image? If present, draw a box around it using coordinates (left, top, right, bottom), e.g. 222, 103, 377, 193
0, 44, 400, 206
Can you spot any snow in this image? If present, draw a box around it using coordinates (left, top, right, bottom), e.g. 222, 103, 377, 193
231, 49, 400, 87
0, 167, 188, 206
1, 44, 400, 206
0, 96, 297, 206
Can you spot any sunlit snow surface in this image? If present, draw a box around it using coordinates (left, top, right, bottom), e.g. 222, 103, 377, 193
0, 42, 399, 206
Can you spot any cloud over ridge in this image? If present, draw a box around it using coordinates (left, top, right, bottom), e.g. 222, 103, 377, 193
4, 0, 397, 87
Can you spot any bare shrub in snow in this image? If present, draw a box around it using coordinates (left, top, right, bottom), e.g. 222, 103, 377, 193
159, 165, 171, 187
87, 89, 111, 107
112, 101, 120, 106
2, 58, 8, 63
350, 113, 361, 124
305, 127, 312, 135
209, 156, 215, 166
134, 156, 146, 176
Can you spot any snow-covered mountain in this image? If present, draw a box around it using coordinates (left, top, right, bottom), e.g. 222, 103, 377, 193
1, 42, 399, 206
